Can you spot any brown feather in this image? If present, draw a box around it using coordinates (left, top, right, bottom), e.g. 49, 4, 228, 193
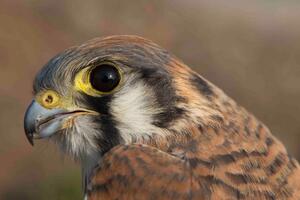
83, 36, 300, 200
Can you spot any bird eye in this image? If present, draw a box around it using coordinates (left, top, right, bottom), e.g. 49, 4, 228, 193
74, 62, 122, 96
89, 64, 121, 93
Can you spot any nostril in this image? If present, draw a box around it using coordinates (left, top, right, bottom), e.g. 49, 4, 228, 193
45, 95, 53, 104
37, 90, 61, 109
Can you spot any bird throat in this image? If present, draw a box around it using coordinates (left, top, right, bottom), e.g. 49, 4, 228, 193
81, 151, 101, 192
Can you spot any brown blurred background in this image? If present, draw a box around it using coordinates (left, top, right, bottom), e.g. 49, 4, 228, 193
0, 0, 300, 199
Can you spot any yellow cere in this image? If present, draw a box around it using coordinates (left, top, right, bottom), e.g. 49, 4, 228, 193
35, 90, 61, 109
35, 90, 73, 109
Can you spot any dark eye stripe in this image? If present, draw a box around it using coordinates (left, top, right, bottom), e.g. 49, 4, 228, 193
89, 64, 121, 93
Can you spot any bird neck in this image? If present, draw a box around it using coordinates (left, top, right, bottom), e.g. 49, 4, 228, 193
81, 151, 101, 193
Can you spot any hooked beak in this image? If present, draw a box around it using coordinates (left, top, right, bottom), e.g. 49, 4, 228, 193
24, 100, 96, 146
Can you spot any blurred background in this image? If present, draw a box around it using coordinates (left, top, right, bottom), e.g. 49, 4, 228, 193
0, 0, 300, 199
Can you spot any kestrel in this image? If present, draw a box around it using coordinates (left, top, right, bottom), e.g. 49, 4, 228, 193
24, 35, 300, 200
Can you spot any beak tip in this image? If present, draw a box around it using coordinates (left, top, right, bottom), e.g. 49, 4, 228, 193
25, 132, 34, 146
29, 139, 34, 146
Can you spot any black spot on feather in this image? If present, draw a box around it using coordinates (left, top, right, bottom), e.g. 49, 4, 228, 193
137, 66, 186, 128
78, 93, 122, 155
190, 74, 214, 98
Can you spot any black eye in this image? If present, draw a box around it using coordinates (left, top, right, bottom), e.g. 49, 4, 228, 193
89, 64, 121, 93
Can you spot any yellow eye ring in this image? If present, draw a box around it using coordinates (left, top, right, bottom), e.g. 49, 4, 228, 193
36, 90, 61, 109
74, 62, 122, 96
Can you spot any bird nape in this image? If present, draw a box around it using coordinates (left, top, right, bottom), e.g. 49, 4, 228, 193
24, 35, 300, 200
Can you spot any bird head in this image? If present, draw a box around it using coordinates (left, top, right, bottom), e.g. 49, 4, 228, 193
24, 35, 223, 165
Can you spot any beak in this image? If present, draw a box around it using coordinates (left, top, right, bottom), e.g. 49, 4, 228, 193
24, 100, 69, 146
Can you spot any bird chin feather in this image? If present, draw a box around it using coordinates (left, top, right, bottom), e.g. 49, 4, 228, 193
50, 115, 102, 183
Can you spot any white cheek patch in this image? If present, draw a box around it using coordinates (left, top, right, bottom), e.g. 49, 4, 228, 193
110, 79, 168, 143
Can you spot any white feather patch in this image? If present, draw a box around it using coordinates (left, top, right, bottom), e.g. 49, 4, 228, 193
110, 78, 168, 143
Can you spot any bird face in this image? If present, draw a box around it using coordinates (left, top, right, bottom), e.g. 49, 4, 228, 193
24, 35, 222, 171
24, 36, 202, 161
